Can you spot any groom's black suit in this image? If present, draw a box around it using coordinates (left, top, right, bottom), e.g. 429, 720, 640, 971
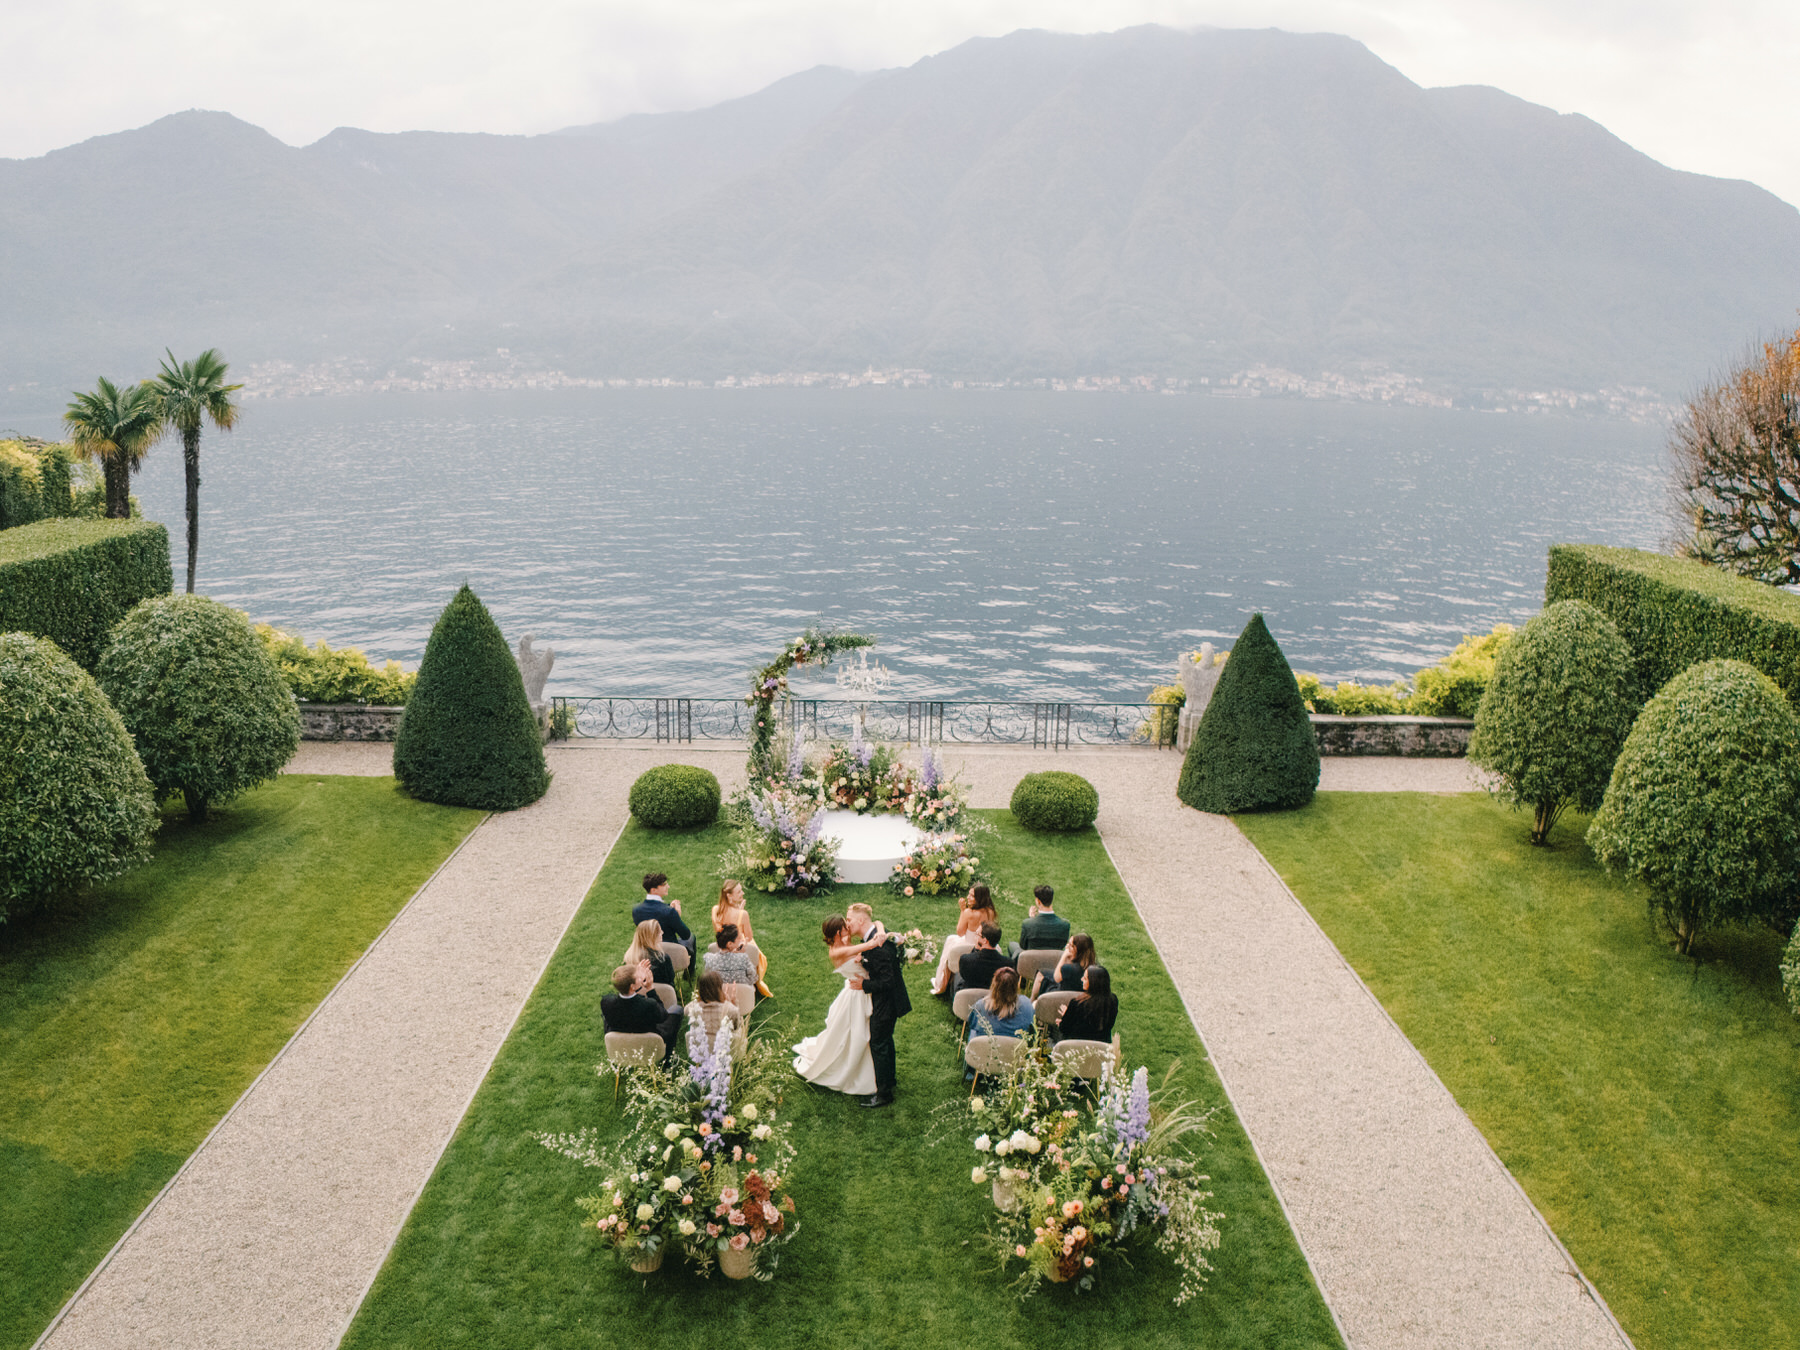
858, 923, 912, 1095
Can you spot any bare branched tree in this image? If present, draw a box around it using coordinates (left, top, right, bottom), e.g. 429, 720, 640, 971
1672, 327, 1800, 584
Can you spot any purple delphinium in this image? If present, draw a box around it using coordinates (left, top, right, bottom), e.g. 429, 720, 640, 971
786, 734, 805, 783
748, 791, 776, 834
920, 746, 939, 791
685, 1022, 734, 1151
1122, 1067, 1151, 1151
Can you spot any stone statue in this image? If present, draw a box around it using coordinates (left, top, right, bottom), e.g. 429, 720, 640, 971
1176, 643, 1225, 752
515, 634, 555, 703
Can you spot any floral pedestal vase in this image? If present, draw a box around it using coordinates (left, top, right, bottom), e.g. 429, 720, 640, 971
628, 1246, 664, 1273
719, 1246, 756, 1279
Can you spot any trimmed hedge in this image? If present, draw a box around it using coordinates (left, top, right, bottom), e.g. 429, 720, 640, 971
0, 518, 172, 669
1179, 612, 1320, 813
629, 764, 722, 829
1546, 543, 1800, 702
1010, 770, 1100, 832
0, 438, 73, 529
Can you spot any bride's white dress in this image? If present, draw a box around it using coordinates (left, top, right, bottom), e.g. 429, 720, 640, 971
792, 959, 876, 1095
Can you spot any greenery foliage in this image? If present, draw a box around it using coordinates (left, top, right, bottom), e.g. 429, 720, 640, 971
1467, 600, 1637, 845
97, 594, 301, 822
0, 517, 172, 669
1546, 543, 1800, 703
628, 764, 722, 829
254, 623, 416, 705
1009, 770, 1100, 832
743, 628, 874, 777
393, 584, 550, 811
0, 633, 156, 923
0, 438, 74, 530
1295, 625, 1513, 717
63, 376, 162, 519
1177, 613, 1319, 814
153, 348, 241, 594
1587, 659, 1800, 955
1784, 921, 1800, 1023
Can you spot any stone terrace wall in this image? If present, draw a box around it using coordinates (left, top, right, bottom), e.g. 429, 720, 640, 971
1310, 715, 1473, 757
299, 703, 404, 742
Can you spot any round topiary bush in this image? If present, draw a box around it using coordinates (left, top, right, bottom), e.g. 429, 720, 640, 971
1588, 659, 1800, 955
1468, 599, 1638, 845
629, 764, 722, 828
1178, 612, 1319, 814
1010, 770, 1099, 832
97, 594, 301, 822
0, 632, 158, 921
393, 585, 550, 811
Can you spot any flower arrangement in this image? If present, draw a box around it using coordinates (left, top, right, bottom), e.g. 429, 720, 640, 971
895, 927, 940, 966
817, 725, 909, 814
722, 785, 841, 895
890, 831, 984, 897
703, 1163, 797, 1276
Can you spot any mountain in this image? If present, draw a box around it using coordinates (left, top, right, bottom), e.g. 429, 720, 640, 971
2, 25, 1797, 398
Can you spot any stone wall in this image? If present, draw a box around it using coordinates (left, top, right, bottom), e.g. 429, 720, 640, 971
299, 703, 405, 742
1310, 714, 1473, 757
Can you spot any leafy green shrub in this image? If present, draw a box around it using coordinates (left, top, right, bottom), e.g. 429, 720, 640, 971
0, 518, 171, 669
97, 594, 301, 822
0, 632, 157, 921
1784, 920, 1800, 1022
0, 438, 73, 529
254, 623, 416, 705
1409, 626, 1513, 717
393, 585, 549, 811
1468, 601, 1637, 845
629, 764, 722, 828
1010, 770, 1100, 832
1178, 613, 1319, 813
1547, 543, 1800, 702
1588, 660, 1800, 955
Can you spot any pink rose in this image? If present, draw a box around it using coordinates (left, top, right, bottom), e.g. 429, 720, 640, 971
729, 1233, 749, 1251
720, 1187, 739, 1205
706, 1224, 720, 1237
1015, 1244, 1029, 1257
1084, 1256, 1094, 1267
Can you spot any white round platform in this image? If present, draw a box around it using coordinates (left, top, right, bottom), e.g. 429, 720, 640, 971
817, 809, 921, 885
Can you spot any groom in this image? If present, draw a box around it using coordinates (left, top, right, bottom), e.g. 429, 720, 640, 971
846, 903, 910, 1108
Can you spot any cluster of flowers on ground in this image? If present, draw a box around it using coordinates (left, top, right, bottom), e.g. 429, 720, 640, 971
890, 830, 983, 897
538, 1022, 798, 1279
938, 1036, 1224, 1302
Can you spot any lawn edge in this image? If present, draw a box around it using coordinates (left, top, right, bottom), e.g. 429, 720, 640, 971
27, 804, 494, 1350
1097, 826, 1353, 1350
1233, 801, 1637, 1350
328, 813, 632, 1350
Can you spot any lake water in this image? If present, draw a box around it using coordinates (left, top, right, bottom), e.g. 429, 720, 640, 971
0, 388, 1670, 701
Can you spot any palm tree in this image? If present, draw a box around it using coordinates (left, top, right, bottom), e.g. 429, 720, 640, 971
63, 378, 163, 519
154, 349, 242, 593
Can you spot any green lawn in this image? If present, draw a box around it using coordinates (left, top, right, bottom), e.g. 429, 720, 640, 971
0, 775, 483, 1350
342, 810, 1343, 1349
1237, 793, 1800, 1350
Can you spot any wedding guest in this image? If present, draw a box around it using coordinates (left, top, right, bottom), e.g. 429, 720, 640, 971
712, 880, 771, 998
1033, 933, 1097, 997
624, 918, 675, 988
970, 968, 1034, 1041
704, 924, 759, 991
932, 886, 991, 995
953, 923, 1014, 995
686, 970, 746, 1048
1019, 884, 1071, 951
1052, 964, 1117, 1045
602, 963, 683, 1060
633, 872, 695, 960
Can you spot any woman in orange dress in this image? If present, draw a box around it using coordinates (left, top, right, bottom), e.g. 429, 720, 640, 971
713, 879, 771, 998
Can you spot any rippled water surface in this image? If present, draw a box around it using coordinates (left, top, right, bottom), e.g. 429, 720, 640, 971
3, 388, 1669, 699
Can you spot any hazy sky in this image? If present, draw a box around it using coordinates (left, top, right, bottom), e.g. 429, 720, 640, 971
4, 0, 1795, 206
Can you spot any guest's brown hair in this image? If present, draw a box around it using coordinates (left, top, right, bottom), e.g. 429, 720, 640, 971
696, 971, 725, 1004
986, 968, 1021, 1018
610, 965, 636, 994
717, 923, 740, 947
978, 922, 1001, 947
1070, 933, 1096, 968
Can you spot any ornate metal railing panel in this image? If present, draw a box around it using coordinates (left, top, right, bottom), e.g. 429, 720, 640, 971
550, 697, 1179, 748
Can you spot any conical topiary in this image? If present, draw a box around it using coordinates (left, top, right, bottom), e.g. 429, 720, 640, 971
1177, 612, 1319, 813
393, 585, 550, 810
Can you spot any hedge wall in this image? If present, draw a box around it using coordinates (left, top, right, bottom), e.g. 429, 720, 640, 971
1545, 544, 1800, 701
0, 439, 73, 530
0, 518, 173, 669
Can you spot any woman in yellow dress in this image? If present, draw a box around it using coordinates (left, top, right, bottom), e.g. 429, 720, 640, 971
712, 879, 772, 998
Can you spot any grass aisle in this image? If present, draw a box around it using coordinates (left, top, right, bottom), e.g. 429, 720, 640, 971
343, 811, 1342, 1349
0, 775, 483, 1350
1237, 793, 1800, 1350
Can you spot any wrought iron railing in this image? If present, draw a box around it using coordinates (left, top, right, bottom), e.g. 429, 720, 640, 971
549, 697, 1180, 749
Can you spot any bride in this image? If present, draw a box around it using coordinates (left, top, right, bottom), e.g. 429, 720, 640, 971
792, 914, 889, 1095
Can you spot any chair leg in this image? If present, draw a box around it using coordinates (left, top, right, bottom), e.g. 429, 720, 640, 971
612, 1068, 621, 1104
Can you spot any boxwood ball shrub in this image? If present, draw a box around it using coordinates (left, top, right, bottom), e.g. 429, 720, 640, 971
1467, 599, 1637, 845
1588, 659, 1800, 956
393, 585, 549, 811
1179, 612, 1320, 814
97, 594, 302, 822
1010, 770, 1100, 832
0, 632, 157, 921
628, 764, 722, 828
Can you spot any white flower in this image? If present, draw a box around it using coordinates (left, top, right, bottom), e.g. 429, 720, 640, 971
1008, 1129, 1032, 1152
663, 1123, 683, 1141
973, 1134, 992, 1152
994, 1140, 1011, 1157
662, 1175, 682, 1192
661, 1144, 673, 1162
1025, 1135, 1042, 1155
972, 1167, 988, 1184
970, 1096, 985, 1112
742, 1103, 759, 1121
678, 1219, 697, 1236
636, 1203, 655, 1221
752, 1123, 772, 1140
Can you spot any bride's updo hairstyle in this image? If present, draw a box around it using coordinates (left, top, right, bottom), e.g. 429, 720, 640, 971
821, 915, 849, 946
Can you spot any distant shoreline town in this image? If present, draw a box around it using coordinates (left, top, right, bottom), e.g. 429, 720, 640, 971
232, 356, 1679, 423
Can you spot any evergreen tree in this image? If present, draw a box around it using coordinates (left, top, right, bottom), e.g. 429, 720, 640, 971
394, 585, 549, 810
1177, 612, 1319, 813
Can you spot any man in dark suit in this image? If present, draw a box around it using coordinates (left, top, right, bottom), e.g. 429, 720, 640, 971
601, 962, 683, 1060
1019, 885, 1071, 951
632, 872, 695, 961
846, 903, 911, 1109
953, 923, 1015, 996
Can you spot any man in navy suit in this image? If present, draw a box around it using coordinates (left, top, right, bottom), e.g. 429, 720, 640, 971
953, 923, 1015, 996
632, 872, 696, 961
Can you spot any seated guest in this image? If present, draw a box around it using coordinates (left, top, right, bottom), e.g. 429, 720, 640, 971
1033, 932, 1097, 997
625, 918, 674, 988
953, 923, 1014, 995
685, 971, 746, 1048
712, 879, 771, 998
632, 872, 695, 959
970, 968, 1034, 1041
704, 924, 759, 991
1019, 884, 1071, 951
932, 885, 991, 995
602, 962, 683, 1060
1052, 964, 1117, 1045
